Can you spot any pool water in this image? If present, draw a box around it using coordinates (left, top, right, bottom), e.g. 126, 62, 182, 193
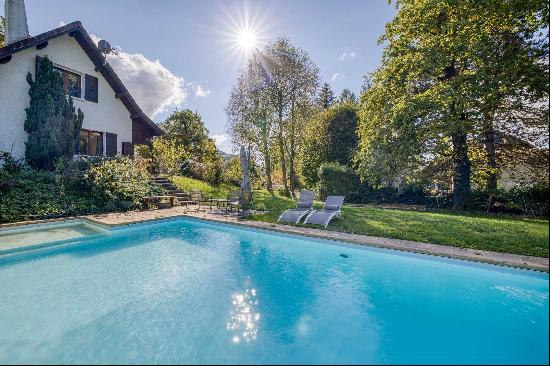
0, 218, 548, 364
0, 220, 108, 253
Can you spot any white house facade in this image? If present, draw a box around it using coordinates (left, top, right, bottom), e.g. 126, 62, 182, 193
0, 1, 162, 160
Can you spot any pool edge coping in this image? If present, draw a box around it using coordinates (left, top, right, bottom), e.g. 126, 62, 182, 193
1, 211, 547, 272
83, 211, 549, 273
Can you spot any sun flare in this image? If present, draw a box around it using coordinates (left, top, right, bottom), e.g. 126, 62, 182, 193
237, 28, 258, 51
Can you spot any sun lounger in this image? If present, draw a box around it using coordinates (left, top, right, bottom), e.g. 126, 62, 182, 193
304, 196, 345, 228
277, 190, 316, 224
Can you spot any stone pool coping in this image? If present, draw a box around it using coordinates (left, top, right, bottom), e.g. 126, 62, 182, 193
2, 207, 548, 272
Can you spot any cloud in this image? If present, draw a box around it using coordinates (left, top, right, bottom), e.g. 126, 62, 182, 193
339, 51, 356, 62
193, 84, 211, 97
58, 21, 67, 27
91, 35, 186, 118
211, 133, 233, 153
330, 73, 345, 81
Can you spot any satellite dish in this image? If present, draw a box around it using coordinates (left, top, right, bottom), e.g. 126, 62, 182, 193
98, 39, 112, 55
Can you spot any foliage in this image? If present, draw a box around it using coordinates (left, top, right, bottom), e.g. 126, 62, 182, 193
134, 144, 155, 174
85, 156, 161, 208
337, 89, 357, 104
151, 137, 185, 176
0, 16, 4, 48
0, 151, 24, 174
250, 189, 549, 257
227, 37, 320, 195
317, 82, 335, 109
0, 156, 160, 223
356, 0, 549, 210
317, 162, 360, 200
24, 57, 84, 170
301, 103, 359, 187
223, 156, 242, 185
159, 109, 219, 163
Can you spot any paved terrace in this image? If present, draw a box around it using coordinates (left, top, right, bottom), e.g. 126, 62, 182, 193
80, 206, 549, 272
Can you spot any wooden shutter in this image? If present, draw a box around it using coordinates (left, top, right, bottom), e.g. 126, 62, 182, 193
122, 142, 134, 157
84, 74, 98, 102
35, 56, 44, 77
106, 133, 117, 156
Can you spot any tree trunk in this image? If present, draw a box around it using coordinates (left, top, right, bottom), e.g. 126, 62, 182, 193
261, 127, 273, 193
451, 129, 471, 210
288, 101, 297, 198
482, 112, 498, 192
277, 103, 290, 197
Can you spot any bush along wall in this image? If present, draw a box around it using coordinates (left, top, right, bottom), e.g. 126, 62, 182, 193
317, 162, 360, 200
0, 154, 162, 223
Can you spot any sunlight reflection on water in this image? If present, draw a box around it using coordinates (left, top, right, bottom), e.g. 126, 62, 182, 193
227, 288, 260, 344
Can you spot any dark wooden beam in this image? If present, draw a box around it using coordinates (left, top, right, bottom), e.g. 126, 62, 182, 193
115, 91, 129, 99
35, 42, 48, 50
69, 31, 78, 37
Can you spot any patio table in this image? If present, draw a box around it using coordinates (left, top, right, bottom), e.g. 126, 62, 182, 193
207, 198, 229, 210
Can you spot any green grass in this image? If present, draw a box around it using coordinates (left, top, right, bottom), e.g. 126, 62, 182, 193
170, 176, 237, 198
167, 177, 549, 257
251, 190, 549, 258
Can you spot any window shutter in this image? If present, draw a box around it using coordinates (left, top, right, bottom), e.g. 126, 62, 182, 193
122, 142, 134, 157
106, 133, 117, 156
35, 56, 44, 78
84, 74, 98, 102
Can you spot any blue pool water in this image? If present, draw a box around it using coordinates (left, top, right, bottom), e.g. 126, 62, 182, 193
0, 218, 548, 364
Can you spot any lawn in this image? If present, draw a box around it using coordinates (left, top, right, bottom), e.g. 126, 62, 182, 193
170, 176, 549, 257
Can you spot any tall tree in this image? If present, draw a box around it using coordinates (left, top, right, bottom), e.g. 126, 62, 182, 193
301, 103, 359, 187
159, 109, 218, 163
337, 89, 357, 104
356, 0, 548, 209
317, 82, 335, 109
24, 57, 84, 169
227, 52, 275, 192
260, 38, 319, 196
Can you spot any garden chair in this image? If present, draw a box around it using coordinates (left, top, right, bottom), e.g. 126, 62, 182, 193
277, 190, 316, 224
304, 196, 345, 228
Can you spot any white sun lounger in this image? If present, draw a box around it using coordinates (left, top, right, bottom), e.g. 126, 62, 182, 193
277, 190, 316, 224
304, 196, 345, 228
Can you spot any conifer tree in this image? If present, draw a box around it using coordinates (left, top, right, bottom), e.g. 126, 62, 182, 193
24, 57, 84, 169
317, 82, 335, 109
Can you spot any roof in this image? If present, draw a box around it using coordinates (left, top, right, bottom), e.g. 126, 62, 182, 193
0, 21, 163, 136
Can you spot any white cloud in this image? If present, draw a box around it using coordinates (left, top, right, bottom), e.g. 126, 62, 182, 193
211, 133, 233, 153
193, 84, 211, 97
330, 73, 345, 81
91, 35, 186, 118
58, 20, 67, 27
339, 51, 356, 62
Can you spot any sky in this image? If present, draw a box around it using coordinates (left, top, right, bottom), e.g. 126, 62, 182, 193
4, 0, 397, 153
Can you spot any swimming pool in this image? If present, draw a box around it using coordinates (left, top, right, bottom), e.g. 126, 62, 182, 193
0, 218, 548, 364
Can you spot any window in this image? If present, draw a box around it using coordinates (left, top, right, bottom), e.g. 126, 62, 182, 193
54, 67, 81, 98
78, 129, 103, 156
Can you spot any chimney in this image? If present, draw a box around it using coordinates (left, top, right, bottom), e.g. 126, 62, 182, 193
4, 0, 30, 45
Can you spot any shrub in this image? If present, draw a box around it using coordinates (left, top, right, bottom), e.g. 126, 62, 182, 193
151, 137, 185, 175
0, 151, 24, 174
318, 162, 360, 199
24, 56, 83, 170
85, 157, 161, 208
204, 159, 223, 184
134, 144, 156, 174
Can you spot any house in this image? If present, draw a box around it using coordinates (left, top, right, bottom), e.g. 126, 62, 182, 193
0, 0, 162, 160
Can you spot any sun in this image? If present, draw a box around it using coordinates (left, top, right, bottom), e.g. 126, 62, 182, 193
237, 28, 258, 51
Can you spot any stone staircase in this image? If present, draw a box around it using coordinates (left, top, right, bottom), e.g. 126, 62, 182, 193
151, 176, 189, 205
